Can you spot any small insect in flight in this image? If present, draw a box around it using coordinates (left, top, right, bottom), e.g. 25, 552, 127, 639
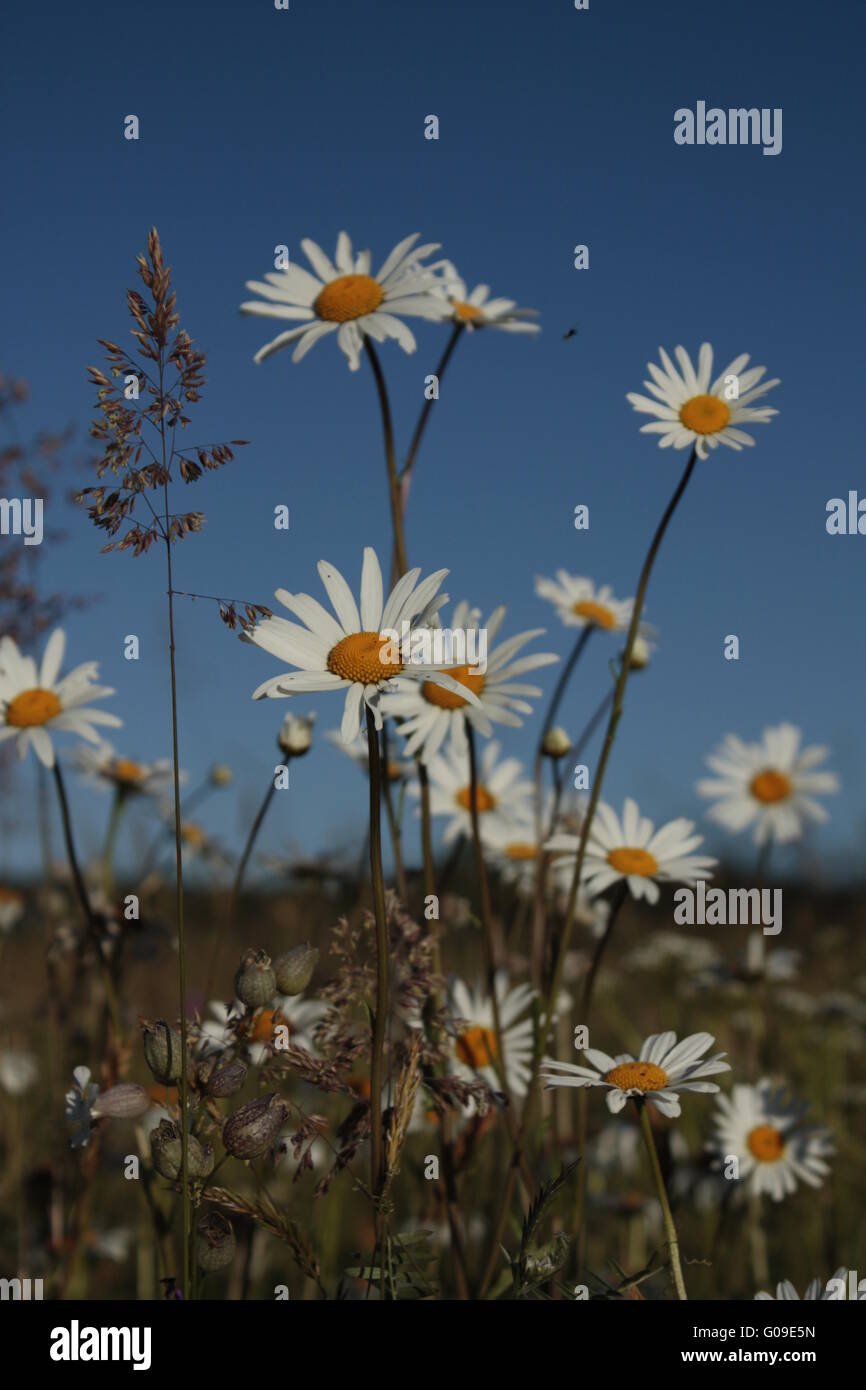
562, 326, 578, 340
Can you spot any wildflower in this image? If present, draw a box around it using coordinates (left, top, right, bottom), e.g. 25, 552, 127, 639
709, 1080, 834, 1201
627, 343, 779, 457
74, 741, 173, 797
0, 886, 25, 933
434, 261, 540, 333
325, 727, 412, 782
449, 972, 535, 1099
534, 573, 634, 633
277, 711, 315, 758
421, 738, 534, 847
697, 723, 838, 845
65, 1065, 101, 1147
541, 1031, 730, 1118
0, 628, 121, 767
755, 1269, 864, 1301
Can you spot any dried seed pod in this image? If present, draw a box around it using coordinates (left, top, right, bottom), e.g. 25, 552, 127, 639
196, 1211, 236, 1272
222, 1093, 288, 1160
273, 943, 318, 997
142, 1020, 185, 1085
234, 949, 276, 1008
91, 1083, 150, 1119
150, 1119, 210, 1180
200, 1057, 248, 1098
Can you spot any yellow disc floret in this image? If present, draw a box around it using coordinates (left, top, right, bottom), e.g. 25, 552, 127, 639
314, 275, 384, 322
604, 1061, 669, 1092
327, 632, 402, 684
457, 1026, 498, 1069
679, 394, 730, 435
747, 1124, 785, 1162
607, 847, 659, 877
750, 769, 792, 804
423, 665, 486, 710
5, 688, 62, 728
573, 600, 617, 629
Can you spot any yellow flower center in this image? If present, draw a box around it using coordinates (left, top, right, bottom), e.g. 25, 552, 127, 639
314, 274, 384, 322
423, 664, 486, 710
573, 600, 617, 629
604, 1061, 669, 1092
750, 769, 792, 804
249, 1008, 287, 1043
456, 1026, 498, 1069
5, 687, 62, 728
505, 843, 537, 861
456, 785, 496, 813
452, 300, 484, 322
182, 823, 205, 847
327, 631, 402, 684
679, 394, 731, 435
747, 1124, 785, 1162
607, 847, 659, 877
113, 758, 144, 784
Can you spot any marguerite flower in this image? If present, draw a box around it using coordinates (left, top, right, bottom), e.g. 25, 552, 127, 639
381, 600, 558, 763
697, 723, 839, 845
0, 629, 122, 768
420, 738, 534, 846
74, 741, 174, 797
708, 1079, 834, 1201
534, 573, 634, 633
755, 1269, 865, 1301
243, 547, 476, 743
541, 1031, 730, 1118
449, 972, 535, 1099
627, 342, 779, 458
546, 797, 716, 905
434, 261, 540, 334
241, 231, 450, 371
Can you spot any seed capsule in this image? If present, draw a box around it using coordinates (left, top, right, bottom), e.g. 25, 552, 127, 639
150, 1119, 211, 1180
234, 949, 277, 1008
142, 1020, 185, 1085
91, 1083, 150, 1119
222, 1093, 288, 1160
201, 1057, 248, 1098
273, 943, 318, 997
196, 1211, 237, 1272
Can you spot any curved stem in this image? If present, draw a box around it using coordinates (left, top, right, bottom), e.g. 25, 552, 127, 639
365, 340, 407, 578
398, 322, 465, 524
637, 1100, 687, 1299
381, 722, 408, 903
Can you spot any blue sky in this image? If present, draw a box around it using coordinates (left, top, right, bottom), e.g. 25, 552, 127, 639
2, 0, 865, 883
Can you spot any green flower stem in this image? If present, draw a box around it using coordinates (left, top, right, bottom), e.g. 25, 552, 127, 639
637, 1099, 687, 1300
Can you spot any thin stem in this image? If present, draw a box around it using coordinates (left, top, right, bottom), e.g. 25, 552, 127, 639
365, 340, 407, 578
578, 880, 629, 1021
381, 722, 408, 903
637, 1100, 687, 1300
101, 786, 127, 902
366, 705, 389, 1206
466, 724, 510, 1105
204, 775, 277, 1005
397, 321, 464, 522
478, 444, 699, 1297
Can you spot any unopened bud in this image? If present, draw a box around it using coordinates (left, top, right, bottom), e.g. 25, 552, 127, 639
91, 1083, 150, 1119
142, 1020, 185, 1085
542, 726, 572, 759
277, 712, 315, 758
624, 635, 652, 670
196, 1211, 237, 1272
273, 943, 318, 997
222, 1093, 289, 1160
234, 949, 276, 1008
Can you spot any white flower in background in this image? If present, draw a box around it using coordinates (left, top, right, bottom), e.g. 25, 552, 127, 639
0, 629, 122, 768
244, 547, 476, 743
547, 797, 716, 905
697, 723, 838, 846
433, 261, 540, 334
246, 995, 326, 1065
0, 886, 25, 934
627, 343, 779, 458
709, 1080, 834, 1201
756, 1269, 865, 1301
196, 1001, 244, 1058
624, 931, 722, 974
420, 738, 534, 846
541, 1031, 730, 1118
382, 600, 557, 763
534, 573, 635, 634
241, 231, 450, 371
74, 741, 174, 797
325, 728, 414, 784
0, 1049, 38, 1096
449, 972, 535, 1099
65, 1065, 100, 1148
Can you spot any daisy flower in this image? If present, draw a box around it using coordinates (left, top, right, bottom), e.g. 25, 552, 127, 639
0, 628, 122, 768
534, 572, 634, 633
449, 971, 535, 1099
697, 722, 839, 846
756, 1269, 864, 1301
541, 1031, 730, 1118
381, 600, 558, 763
74, 741, 174, 798
243, 547, 476, 744
546, 796, 716, 905
434, 261, 540, 334
709, 1079, 834, 1201
627, 343, 779, 458
419, 738, 534, 846
241, 231, 450, 371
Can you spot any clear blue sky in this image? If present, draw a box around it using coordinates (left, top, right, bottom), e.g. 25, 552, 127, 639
2, 0, 865, 883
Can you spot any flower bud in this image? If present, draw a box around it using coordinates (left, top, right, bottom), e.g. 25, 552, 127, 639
624, 635, 652, 670
142, 1020, 185, 1085
273, 943, 318, 997
222, 1093, 288, 1160
91, 1083, 150, 1120
277, 712, 315, 759
150, 1119, 211, 1180
541, 727, 572, 759
200, 1057, 248, 1098
196, 1211, 236, 1272
234, 949, 277, 1008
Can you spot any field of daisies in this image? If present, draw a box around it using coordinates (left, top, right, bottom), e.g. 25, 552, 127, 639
1, 226, 863, 1303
